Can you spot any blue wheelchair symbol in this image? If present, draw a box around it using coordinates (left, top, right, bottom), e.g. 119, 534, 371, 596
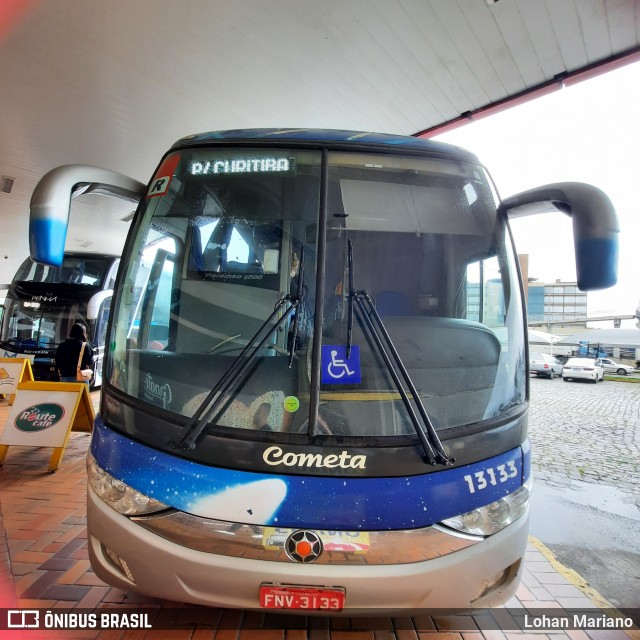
321, 345, 361, 384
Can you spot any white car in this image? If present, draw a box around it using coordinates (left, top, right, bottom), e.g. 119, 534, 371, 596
530, 352, 563, 379
595, 358, 635, 375
561, 357, 604, 383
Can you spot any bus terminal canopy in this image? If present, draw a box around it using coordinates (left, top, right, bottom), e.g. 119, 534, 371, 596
528, 329, 561, 346
555, 329, 640, 348
1, 0, 639, 265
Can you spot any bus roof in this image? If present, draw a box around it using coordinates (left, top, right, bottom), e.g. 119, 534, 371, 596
171, 128, 479, 161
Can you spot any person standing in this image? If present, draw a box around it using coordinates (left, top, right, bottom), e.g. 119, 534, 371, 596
55, 323, 94, 384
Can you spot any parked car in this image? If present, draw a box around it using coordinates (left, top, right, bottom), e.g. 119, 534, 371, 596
530, 352, 563, 379
561, 357, 604, 383
595, 358, 635, 375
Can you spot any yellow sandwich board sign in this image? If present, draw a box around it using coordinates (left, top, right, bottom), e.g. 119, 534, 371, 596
0, 358, 34, 404
0, 382, 95, 472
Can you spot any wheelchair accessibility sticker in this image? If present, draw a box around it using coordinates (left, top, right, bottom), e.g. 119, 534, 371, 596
321, 345, 361, 384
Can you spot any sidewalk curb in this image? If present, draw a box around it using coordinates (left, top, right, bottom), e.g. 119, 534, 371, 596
529, 535, 640, 640
529, 535, 640, 638
528, 535, 613, 609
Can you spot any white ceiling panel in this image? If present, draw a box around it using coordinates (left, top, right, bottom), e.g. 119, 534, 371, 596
0, 0, 638, 287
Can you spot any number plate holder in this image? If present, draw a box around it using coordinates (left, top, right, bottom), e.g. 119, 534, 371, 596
260, 583, 345, 611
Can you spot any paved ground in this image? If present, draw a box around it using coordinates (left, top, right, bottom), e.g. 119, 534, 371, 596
527, 376, 640, 503
0, 387, 638, 639
527, 375, 640, 611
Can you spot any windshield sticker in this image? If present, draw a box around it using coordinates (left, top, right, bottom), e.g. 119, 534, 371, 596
283, 396, 299, 413
147, 153, 180, 198
321, 345, 361, 384
143, 373, 172, 409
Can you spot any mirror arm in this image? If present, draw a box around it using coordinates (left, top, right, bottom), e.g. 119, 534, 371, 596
30, 164, 145, 266
500, 182, 619, 291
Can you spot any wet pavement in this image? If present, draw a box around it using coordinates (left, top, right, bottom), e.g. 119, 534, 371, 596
528, 375, 640, 501
527, 375, 640, 610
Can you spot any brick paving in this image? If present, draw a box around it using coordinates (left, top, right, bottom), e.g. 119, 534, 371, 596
528, 377, 640, 504
0, 392, 638, 639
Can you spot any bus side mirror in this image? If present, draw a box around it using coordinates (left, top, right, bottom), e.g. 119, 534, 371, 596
30, 165, 145, 267
500, 182, 619, 291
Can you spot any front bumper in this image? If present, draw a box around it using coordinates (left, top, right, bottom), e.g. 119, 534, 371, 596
87, 487, 529, 613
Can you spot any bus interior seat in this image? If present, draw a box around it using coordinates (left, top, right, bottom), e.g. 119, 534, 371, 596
323, 316, 501, 433
225, 261, 263, 274
374, 290, 411, 317
135, 350, 298, 429
60, 266, 83, 283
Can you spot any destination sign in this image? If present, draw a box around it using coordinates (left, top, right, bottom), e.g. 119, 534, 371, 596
190, 157, 293, 176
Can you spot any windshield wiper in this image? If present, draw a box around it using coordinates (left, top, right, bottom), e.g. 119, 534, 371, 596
346, 240, 354, 358
171, 255, 305, 451
288, 246, 305, 367
346, 242, 453, 466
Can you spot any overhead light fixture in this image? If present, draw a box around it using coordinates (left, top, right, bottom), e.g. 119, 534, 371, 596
1, 176, 15, 194
121, 211, 135, 222
485, 0, 500, 4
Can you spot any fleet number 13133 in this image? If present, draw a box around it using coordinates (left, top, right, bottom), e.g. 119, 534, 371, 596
463, 461, 518, 494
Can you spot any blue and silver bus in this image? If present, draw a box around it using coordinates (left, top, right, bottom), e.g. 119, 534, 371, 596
0, 252, 120, 387
29, 130, 618, 612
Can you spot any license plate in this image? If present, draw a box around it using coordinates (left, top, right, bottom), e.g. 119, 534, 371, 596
260, 584, 345, 611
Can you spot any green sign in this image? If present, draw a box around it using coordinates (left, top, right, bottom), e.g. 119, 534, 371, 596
283, 396, 300, 413
15, 403, 66, 432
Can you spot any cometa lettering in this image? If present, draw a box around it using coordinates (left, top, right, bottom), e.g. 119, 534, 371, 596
263, 446, 366, 469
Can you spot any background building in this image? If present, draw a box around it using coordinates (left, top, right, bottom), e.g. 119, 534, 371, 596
527, 280, 588, 330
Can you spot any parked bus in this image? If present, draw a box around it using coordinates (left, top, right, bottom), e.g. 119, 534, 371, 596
0, 252, 120, 387
28, 130, 618, 612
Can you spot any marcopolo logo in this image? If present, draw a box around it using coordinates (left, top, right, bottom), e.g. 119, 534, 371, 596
15, 404, 66, 432
143, 372, 172, 409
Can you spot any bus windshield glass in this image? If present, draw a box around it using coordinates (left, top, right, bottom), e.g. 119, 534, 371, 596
0, 252, 119, 383
107, 146, 526, 442
0, 300, 85, 350
14, 255, 113, 286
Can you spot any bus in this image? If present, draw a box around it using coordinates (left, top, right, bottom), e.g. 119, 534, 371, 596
0, 252, 120, 387
28, 129, 618, 613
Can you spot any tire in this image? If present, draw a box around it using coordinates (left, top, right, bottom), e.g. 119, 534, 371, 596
617, 368, 627, 375
592, 376, 598, 383
549, 370, 554, 380
563, 377, 570, 382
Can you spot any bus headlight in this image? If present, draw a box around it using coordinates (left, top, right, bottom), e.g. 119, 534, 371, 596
87, 453, 169, 516
440, 476, 532, 536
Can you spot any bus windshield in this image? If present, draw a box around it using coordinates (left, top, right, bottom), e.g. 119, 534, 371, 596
0, 252, 119, 383
107, 147, 526, 444
0, 300, 85, 350
14, 254, 114, 286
